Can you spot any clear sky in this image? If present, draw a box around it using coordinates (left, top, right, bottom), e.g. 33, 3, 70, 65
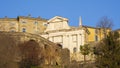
0, 0, 120, 30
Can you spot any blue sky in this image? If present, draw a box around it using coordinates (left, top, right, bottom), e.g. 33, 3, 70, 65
0, 0, 120, 30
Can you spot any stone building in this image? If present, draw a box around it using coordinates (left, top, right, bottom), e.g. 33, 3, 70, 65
40, 16, 91, 61
0, 16, 47, 33
0, 16, 89, 54
0, 15, 110, 61
41, 16, 89, 54
84, 25, 111, 43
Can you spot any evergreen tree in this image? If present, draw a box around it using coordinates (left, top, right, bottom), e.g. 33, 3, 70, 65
80, 44, 91, 63
94, 31, 120, 68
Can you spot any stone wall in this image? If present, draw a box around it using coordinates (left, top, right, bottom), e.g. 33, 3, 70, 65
0, 32, 70, 66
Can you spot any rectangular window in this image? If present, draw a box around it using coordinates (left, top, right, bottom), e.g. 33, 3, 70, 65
95, 29, 98, 34
22, 28, 26, 32
34, 21, 38, 25
95, 35, 98, 41
43, 23, 48, 26
72, 35, 77, 42
21, 20, 26, 23
54, 36, 62, 43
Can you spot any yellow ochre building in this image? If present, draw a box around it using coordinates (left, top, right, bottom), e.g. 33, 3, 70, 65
83, 25, 111, 43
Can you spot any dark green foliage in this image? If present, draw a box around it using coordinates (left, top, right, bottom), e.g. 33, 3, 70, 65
94, 31, 120, 68
80, 44, 91, 63
80, 44, 90, 55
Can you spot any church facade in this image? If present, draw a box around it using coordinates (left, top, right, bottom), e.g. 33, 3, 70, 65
41, 16, 89, 54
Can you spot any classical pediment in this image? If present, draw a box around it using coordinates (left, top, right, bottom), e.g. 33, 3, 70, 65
48, 16, 68, 23
45, 16, 70, 32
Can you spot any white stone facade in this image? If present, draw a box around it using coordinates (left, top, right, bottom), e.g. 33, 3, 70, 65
41, 29, 85, 53
45, 16, 70, 31
41, 16, 87, 53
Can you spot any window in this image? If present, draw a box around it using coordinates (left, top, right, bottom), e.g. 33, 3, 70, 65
54, 36, 62, 43
43, 23, 48, 26
73, 47, 77, 53
95, 29, 98, 34
44, 44, 48, 49
57, 43, 62, 48
95, 35, 98, 41
10, 29, 15, 32
21, 20, 26, 23
9, 27, 16, 32
72, 35, 77, 42
22, 28, 26, 32
34, 21, 38, 25
22, 21, 26, 23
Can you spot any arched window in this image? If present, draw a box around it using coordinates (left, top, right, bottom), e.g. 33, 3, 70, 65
73, 47, 77, 53
10, 29, 15, 32
9, 27, 16, 32
22, 28, 26, 32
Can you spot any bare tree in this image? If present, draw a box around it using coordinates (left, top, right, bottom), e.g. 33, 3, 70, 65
97, 16, 113, 38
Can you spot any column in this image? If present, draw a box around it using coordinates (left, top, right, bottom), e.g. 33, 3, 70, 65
77, 34, 80, 52
82, 34, 84, 45
69, 34, 73, 53
62, 35, 66, 48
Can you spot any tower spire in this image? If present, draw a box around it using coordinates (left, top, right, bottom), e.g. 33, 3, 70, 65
79, 16, 82, 27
